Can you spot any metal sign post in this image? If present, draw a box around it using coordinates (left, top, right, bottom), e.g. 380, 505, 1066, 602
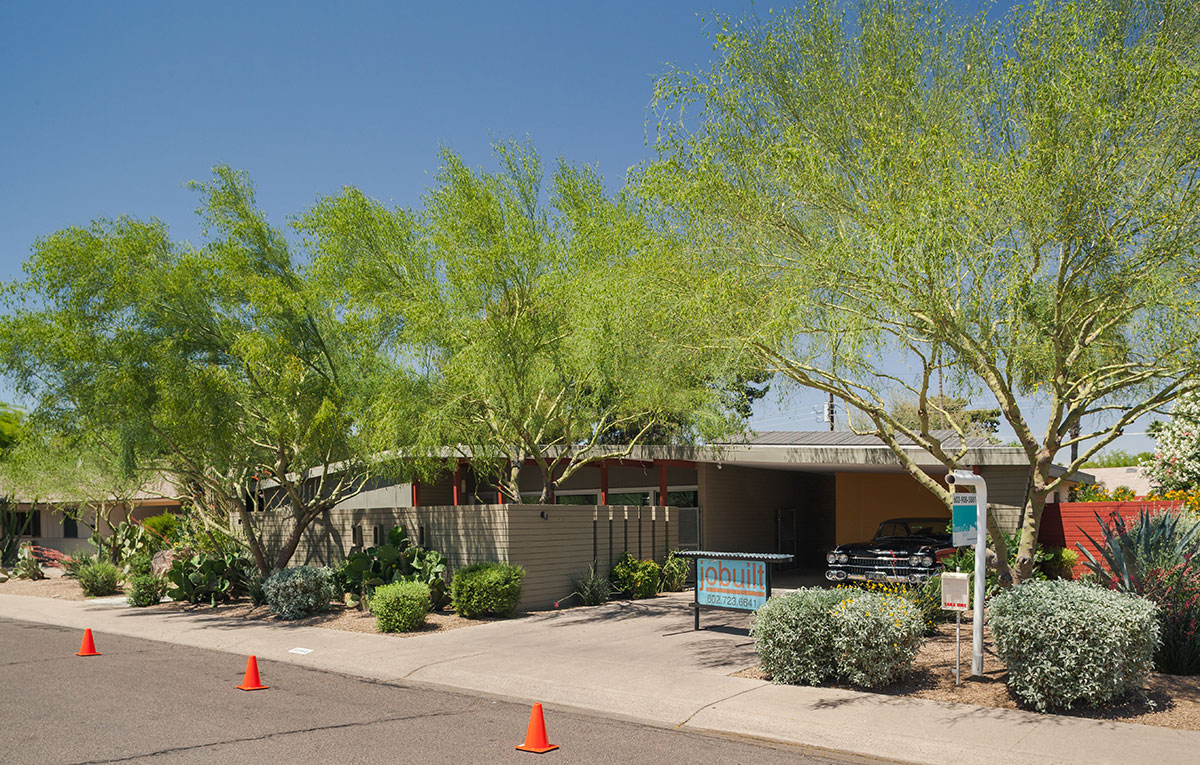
941, 570, 970, 685
947, 470, 988, 677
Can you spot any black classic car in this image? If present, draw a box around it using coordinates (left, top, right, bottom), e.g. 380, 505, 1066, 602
825, 517, 954, 584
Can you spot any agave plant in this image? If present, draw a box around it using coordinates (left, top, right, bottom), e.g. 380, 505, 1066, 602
1077, 509, 1200, 592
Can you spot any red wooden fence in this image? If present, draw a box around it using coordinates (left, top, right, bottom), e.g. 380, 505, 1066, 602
1039, 500, 1185, 578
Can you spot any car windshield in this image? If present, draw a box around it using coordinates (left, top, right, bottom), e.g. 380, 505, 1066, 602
875, 520, 945, 539
905, 523, 942, 537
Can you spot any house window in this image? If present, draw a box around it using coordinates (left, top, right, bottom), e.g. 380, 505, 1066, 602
555, 494, 598, 505
14, 510, 41, 537
608, 492, 651, 506
64, 516, 78, 538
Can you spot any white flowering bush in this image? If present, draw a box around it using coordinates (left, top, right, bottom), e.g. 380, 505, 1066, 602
830, 590, 925, 687
751, 588, 842, 685
989, 580, 1159, 711
751, 588, 925, 688
1144, 392, 1200, 493
263, 565, 337, 620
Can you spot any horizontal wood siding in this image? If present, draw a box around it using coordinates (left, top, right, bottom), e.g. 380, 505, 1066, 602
1040, 500, 1184, 577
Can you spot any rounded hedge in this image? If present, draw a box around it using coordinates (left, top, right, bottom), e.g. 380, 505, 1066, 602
262, 566, 336, 620
610, 553, 661, 599
751, 588, 842, 685
450, 562, 525, 618
373, 581, 431, 633
126, 574, 166, 607
989, 580, 1160, 711
751, 587, 925, 688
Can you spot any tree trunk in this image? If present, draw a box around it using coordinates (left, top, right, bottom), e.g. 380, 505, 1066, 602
1012, 480, 1049, 584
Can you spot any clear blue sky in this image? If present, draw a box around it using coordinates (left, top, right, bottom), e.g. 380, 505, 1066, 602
0, 1, 1153, 455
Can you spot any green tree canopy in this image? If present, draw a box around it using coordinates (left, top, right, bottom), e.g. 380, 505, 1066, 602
644, 0, 1200, 580
303, 141, 754, 501
0, 167, 386, 574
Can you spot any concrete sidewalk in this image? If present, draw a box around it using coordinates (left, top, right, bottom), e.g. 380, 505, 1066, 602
2, 592, 1195, 764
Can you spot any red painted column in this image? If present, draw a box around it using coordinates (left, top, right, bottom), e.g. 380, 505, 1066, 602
412, 479, 420, 508
658, 462, 668, 506
599, 460, 609, 505
452, 460, 462, 506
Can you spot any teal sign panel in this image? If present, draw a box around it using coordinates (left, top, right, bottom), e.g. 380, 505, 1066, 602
695, 558, 768, 610
952, 493, 978, 547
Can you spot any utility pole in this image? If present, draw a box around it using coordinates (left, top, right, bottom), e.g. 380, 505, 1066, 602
827, 393, 835, 431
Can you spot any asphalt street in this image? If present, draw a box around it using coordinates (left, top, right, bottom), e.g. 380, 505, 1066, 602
0, 618, 868, 764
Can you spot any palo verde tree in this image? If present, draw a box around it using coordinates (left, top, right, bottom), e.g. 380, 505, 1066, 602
645, 0, 1200, 581
303, 141, 750, 502
0, 167, 382, 575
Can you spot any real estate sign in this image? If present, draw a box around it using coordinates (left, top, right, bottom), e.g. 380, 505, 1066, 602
951, 493, 979, 547
695, 558, 768, 611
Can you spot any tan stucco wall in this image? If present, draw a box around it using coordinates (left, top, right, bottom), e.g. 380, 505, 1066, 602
834, 473, 950, 545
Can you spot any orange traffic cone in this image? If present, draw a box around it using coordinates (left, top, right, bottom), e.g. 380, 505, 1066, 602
515, 702, 559, 754
236, 655, 269, 691
76, 628, 101, 657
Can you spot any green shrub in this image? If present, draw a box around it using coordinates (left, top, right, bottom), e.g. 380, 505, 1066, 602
610, 552, 661, 599
565, 564, 613, 606
126, 553, 153, 578
400, 548, 450, 611
659, 551, 689, 592
78, 560, 122, 597
141, 513, 180, 549
751, 588, 843, 685
62, 552, 94, 579
829, 590, 926, 687
450, 562, 525, 618
372, 581, 431, 633
262, 566, 336, 620
1041, 547, 1078, 580
126, 574, 167, 607
989, 580, 1160, 711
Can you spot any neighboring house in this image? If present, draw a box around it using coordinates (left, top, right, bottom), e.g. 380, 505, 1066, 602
1085, 466, 1152, 498
9, 478, 182, 555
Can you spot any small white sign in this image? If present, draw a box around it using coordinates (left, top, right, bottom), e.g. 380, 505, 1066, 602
941, 572, 970, 611
288, 647, 313, 655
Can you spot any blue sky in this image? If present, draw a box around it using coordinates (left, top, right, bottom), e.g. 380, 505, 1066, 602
0, 1, 1155, 455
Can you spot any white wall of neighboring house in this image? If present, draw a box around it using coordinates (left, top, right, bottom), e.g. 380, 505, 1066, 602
1087, 466, 1153, 497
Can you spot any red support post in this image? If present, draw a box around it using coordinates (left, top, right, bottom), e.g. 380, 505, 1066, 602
412, 479, 420, 508
658, 462, 668, 507
599, 460, 609, 505
452, 460, 462, 506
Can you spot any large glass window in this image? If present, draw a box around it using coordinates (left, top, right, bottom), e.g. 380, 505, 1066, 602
555, 494, 598, 505
657, 490, 699, 508
607, 492, 650, 506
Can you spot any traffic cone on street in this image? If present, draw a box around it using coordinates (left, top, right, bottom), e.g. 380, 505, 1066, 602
75, 628, 101, 657
515, 702, 559, 753
236, 655, 269, 691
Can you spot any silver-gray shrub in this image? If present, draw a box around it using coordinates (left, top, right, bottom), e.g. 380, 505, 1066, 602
750, 588, 844, 685
829, 590, 925, 687
262, 565, 337, 620
988, 580, 1160, 711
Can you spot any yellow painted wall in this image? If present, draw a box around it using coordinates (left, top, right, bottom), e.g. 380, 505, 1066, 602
835, 473, 949, 545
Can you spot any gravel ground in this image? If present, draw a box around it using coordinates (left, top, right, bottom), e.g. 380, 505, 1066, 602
0, 568, 110, 601
154, 598, 503, 636
736, 619, 1200, 731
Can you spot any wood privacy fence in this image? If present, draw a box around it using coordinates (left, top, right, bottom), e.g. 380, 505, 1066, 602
249, 504, 679, 610
1039, 500, 1185, 578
